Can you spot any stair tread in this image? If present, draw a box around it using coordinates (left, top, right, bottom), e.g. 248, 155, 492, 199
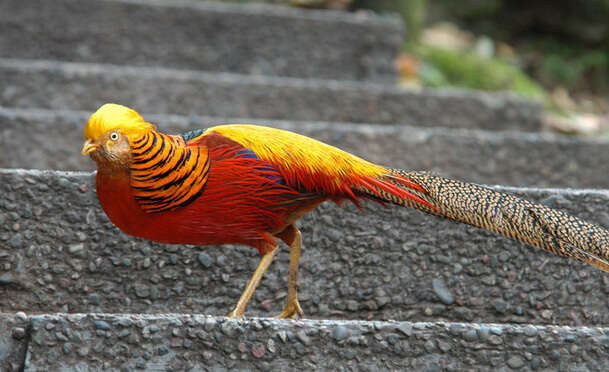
0, 0, 402, 82
2, 312, 609, 371
0, 57, 542, 131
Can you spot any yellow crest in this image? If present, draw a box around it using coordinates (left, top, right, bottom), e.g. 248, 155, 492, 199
84, 103, 155, 141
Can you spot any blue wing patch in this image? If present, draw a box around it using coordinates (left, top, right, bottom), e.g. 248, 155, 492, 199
236, 149, 287, 186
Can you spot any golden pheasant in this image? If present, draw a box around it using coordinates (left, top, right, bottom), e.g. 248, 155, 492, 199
81, 103, 609, 318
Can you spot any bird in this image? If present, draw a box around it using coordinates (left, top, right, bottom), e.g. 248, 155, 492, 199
81, 103, 609, 319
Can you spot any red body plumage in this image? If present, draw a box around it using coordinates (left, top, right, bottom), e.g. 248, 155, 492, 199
96, 145, 322, 254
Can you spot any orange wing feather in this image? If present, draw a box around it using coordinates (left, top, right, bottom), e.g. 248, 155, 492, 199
188, 125, 436, 210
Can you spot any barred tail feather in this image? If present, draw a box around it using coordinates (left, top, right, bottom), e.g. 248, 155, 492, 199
361, 169, 609, 273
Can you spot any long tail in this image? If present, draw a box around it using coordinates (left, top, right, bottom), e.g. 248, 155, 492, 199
359, 170, 609, 273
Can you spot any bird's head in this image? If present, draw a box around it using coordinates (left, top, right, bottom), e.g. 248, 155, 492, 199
81, 103, 155, 168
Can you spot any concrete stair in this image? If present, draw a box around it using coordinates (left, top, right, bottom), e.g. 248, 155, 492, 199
0, 58, 542, 130
1, 0, 609, 370
3, 313, 609, 371
0, 0, 402, 82
2, 168, 609, 325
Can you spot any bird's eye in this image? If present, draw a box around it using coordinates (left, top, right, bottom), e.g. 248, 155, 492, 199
110, 132, 119, 141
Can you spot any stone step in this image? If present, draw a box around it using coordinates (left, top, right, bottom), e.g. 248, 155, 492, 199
0, 107, 606, 188
0, 313, 28, 372
2, 313, 608, 371
2, 169, 609, 326
0, 0, 402, 82
0, 58, 542, 131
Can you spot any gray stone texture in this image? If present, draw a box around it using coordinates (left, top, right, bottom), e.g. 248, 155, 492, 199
13, 314, 609, 371
0, 58, 543, 131
0, 313, 29, 372
2, 169, 609, 326
0, 0, 402, 82
1, 107, 606, 188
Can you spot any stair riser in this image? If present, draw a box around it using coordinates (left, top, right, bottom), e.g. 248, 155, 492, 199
0, 109, 606, 188
2, 314, 608, 371
0, 0, 401, 82
1, 169, 609, 325
0, 58, 542, 130
0, 314, 27, 372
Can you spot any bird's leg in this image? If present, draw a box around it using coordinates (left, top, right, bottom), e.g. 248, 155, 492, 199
227, 246, 278, 318
275, 227, 304, 319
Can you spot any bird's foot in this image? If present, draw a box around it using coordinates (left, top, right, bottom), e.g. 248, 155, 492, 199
226, 309, 244, 318
274, 298, 304, 319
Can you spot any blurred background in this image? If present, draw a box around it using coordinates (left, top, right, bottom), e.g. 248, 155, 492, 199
2, 0, 608, 183
226, 0, 609, 135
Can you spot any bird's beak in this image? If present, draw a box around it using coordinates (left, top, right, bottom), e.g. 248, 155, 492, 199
81, 139, 100, 156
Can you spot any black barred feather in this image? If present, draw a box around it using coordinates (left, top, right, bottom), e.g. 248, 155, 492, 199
130, 132, 210, 213
359, 170, 609, 272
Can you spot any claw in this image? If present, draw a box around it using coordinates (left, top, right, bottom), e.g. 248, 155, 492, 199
275, 298, 304, 319
226, 309, 244, 318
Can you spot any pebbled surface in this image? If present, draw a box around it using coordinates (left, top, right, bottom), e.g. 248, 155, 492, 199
2, 169, 609, 326
0, 313, 28, 372
0, 0, 402, 82
0, 107, 606, 188
12, 313, 609, 371
0, 58, 542, 131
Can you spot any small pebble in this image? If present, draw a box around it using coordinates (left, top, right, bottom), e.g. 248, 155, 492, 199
15, 312, 27, 321
432, 279, 454, 305
94, 320, 111, 330
12, 327, 26, 340
221, 322, 237, 337
296, 330, 311, 346
277, 330, 288, 343
477, 326, 490, 341
488, 335, 503, 345
68, 243, 84, 254
0, 274, 14, 285
62, 343, 73, 355
550, 350, 561, 360
492, 299, 508, 314
424, 340, 436, 353
9, 234, 22, 248
251, 343, 266, 359
507, 356, 524, 369
77, 346, 89, 357
397, 323, 413, 337
331, 326, 350, 341
490, 327, 503, 336
463, 329, 478, 342
267, 338, 276, 353
524, 325, 538, 337
89, 294, 101, 306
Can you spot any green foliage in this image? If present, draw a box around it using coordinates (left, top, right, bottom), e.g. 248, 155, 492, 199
423, 0, 609, 95
354, 0, 427, 44
419, 46, 546, 101
524, 39, 609, 93
541, 52, 607, 88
